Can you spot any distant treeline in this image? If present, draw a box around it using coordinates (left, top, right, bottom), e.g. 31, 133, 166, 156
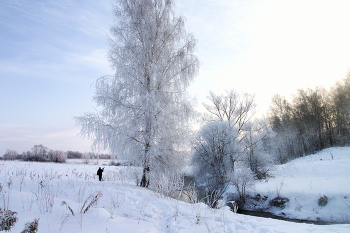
66, 151, 113, 159
2, 145, 114, 163
267, 74, 350, 163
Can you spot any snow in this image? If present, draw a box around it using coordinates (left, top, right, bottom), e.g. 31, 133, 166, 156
251, 147, 350, 223
1, 147, 350, 232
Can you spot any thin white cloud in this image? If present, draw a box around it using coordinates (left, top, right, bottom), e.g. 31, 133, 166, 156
69, 49, 110, 71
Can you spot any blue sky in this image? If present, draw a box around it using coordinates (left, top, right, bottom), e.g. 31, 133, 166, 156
1, 0, 350, 154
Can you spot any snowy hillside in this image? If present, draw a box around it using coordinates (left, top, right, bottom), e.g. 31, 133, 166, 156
0, 147, 350, 232
249, 147, 350, 223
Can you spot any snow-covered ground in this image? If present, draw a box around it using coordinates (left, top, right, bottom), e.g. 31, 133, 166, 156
248, 147, 350, 224
0, 147, 350, 232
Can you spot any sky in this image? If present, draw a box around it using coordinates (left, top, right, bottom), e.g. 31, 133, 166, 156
1, 0, 350, 154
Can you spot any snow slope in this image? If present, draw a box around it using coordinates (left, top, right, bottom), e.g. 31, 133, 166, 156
250, 147, 350, 223
0, 147, 350, 232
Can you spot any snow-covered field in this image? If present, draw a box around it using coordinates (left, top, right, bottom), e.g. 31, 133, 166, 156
1, 147, 350, 232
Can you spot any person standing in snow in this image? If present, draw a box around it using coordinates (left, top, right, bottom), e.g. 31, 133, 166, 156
97, 167, 104, 181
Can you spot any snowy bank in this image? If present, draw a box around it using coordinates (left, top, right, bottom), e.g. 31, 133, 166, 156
245, 147, 350, 223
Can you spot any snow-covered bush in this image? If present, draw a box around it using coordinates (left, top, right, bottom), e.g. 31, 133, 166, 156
192, 121, 240, 207
21, 218, 39, 233
28, 144, 49, 162
318, 195, 328, 207
146, 149, 187, 198
0, 208, 18, 231
269, 197, 289, 209
231, 169, 255, 206
242, 119, 274, 178
149, 171, 184, 199
2, 149, 17, 161
48, 149, 67, 163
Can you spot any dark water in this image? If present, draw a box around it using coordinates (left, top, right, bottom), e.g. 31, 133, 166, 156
238, 210, 331, 225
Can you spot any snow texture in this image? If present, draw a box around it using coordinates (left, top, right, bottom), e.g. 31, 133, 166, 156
0, 147, 349, 232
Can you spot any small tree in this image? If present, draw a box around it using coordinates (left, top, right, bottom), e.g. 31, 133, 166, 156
48, 150, 67, 163
231, 169, 255, 207
242, 119, 272, 178
192, 121, 239, 207
3, 149, 17, 161
30, 145, 49, 162
193, 90, 257, 207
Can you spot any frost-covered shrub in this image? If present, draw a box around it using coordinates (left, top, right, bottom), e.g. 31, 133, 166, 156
192, 121, 240, 207
224, 170, 256, 210
269, 197, 289, 208
0, 208, 18, 231
3, 149, 17, 161
232, 169, 255, 202
149, 170, 184, 199
48, 150, 67, 163
226, 193, 245, 210
227, 200, 239, 213
318, 195, 328, 207
242, 119, 274, 178
21, 218, 39, 233
21, 145, 49, 162
204, 188, 228, 209
109, 160, 121, 166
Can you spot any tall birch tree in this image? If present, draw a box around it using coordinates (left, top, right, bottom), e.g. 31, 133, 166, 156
75, 0, 199, 187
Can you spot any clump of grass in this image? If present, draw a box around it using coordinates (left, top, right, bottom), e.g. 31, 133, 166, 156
21, 218, 39, 233
61, 201, 75, 216
82, 192, 103, 214
0, 208, 18, 231
61, 191, 103, 231
61, 191, 103, 216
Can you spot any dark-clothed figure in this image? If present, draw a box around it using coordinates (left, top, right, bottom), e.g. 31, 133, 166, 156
97, 167, 104, 181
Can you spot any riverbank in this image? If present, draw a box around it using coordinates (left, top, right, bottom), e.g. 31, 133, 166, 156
238, 210, 331, 225
240, 147, 350, 224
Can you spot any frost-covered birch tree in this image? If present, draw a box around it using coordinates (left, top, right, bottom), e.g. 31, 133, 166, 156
75, 0, 199, 187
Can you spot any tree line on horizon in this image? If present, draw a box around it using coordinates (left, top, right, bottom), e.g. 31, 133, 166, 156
2, 145, 114, 162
